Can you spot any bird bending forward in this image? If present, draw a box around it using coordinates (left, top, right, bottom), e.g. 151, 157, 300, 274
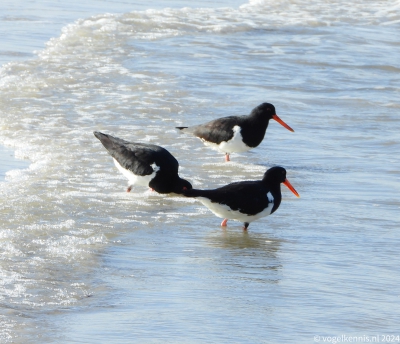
94, 131, 192, 194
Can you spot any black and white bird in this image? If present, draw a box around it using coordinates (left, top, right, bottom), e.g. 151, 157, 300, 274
94, 131, 192, 194
183, 166, 299, 230
176, 103, 294, 162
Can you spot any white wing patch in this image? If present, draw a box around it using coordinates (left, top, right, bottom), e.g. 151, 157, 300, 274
150, 163, 160, 173
113, 158, 158, 187
201, 125, 251, 154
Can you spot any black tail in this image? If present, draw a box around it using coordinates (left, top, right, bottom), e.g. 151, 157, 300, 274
176, 127, 188, 130
93, 131, 122, 153
93, 131, 106, 141
94, 131, 112, 148
93, 131, 109, 145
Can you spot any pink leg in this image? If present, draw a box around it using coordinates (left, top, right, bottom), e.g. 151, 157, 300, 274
225, 153, 230, 162
221, 218, 228, 227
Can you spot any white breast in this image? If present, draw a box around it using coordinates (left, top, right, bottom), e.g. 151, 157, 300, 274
201, 125, 251, 154
113, 159, 158, 187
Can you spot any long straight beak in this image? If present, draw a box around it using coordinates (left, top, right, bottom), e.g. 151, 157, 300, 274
283, 178, 300, 197
272, 114, 294, 132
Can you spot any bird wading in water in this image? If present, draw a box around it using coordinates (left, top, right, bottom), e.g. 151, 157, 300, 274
183, 166, 299, 230
176, 103, 294, 162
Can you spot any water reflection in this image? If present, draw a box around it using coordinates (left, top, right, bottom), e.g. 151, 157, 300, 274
209, 229, 281, 253
205, 229, 283, 284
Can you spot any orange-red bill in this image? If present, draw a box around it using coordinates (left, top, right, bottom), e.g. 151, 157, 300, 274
272, 114, 294, 132
283, 178, 300, 198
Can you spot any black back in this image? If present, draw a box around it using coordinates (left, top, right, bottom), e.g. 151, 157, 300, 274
94, 131, 179, 176
183, 166, 288, 216
185, 181, 279, 216
189, 103, 276, 147
192, 116, 245, 145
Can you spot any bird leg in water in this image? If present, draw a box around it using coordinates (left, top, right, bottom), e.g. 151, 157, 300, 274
243, 222, 249, 231
225, 153, 230, 162
221, 218, 228, 227
127, 186, 132, 192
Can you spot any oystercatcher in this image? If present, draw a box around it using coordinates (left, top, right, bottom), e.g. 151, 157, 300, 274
176, 103, 294, 161
183, 166, 299, 230
94, 131, 192, 194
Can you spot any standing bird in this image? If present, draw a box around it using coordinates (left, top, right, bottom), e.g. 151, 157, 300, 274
94, 131, 192, 194
176, 103, 294, 162
183, 166, 299, 230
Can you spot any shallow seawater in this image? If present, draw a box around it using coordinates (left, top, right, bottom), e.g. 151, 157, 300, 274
0, 0, 399, 342
0, 145, 29, 181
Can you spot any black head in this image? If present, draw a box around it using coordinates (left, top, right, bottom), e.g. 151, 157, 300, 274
171, 177, 193, 194
251, 103, 276, 120
150, 173, 192, 194
251, 103, 294, 132
159, 176, 193, 194
262, 166, 287, 184
262, 166, 300, 197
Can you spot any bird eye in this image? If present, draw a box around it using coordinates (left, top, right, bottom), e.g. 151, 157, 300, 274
183, 187, 188, 190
